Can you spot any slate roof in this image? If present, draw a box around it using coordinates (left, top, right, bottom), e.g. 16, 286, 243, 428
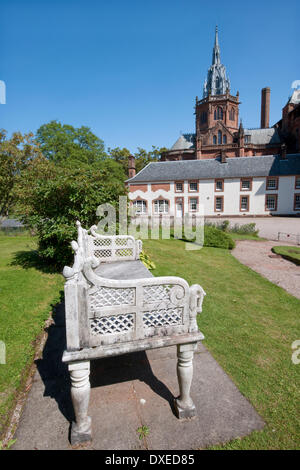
171, 134, 195, 150
244, 128, 281, 145
126, 154, 300, 183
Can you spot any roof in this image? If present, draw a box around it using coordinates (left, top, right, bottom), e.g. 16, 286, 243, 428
126, 154, 300, 183
170, 134, 195, 150
244, 128, 281, 145
289, 89, 300, 105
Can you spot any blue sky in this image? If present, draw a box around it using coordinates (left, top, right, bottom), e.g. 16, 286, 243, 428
1, 0, 299, 153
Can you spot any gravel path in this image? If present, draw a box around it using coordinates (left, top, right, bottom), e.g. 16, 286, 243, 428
232, 240, 300, 300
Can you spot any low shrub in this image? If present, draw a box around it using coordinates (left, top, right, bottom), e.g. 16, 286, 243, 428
230, 222, 258, 236
180, 225, 235, 250
203, 225, 235, 249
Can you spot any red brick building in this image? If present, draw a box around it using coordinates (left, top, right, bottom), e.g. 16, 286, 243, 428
162, 27, 299, 162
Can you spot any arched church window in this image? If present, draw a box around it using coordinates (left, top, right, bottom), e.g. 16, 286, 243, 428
223, 135, 227, 144
216, 77, 220, 88
218, 130, 222, 145
214, 107, 223, 120
213, 135, 217, 145
230, 108, 235, 121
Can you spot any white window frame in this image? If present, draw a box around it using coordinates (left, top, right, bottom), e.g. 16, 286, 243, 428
154, 199, 169, 214
133, 200, 147, 214
189, 182, 198, 192
266, 195, 277, 211
266, 177, 278, 190
189, 198, 198, 212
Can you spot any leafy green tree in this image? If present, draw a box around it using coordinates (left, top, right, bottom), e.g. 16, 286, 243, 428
134, 146, 168, 173
108, 146, 131, 173
16, 158, 127, 269
0, 130, 42, 219
36, 120, 107, 165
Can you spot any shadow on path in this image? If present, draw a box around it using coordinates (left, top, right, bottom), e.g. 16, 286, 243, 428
35, 301, 176, 432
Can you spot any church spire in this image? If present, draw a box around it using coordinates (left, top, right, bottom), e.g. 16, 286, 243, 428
203, 26, 231, 98
212, 26, 221, 65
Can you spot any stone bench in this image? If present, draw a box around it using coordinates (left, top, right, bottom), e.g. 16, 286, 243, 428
62, 221, 206, 445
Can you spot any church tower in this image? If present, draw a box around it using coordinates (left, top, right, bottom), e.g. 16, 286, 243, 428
195, 27, 240, 159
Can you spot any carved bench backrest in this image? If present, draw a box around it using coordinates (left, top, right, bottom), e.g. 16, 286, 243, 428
79, 261, 192, 348
86, 225, 142, 263
63, 221, 205, 351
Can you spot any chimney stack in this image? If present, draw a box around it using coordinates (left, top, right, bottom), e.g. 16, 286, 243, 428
220, 150, 227, 163
261, 87, 270, 129
280, 143, 287, 160
128, 155, 136, 178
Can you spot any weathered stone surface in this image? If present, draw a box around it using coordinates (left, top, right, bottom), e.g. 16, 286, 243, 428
12, 318, 264, 450
61, 222, 206, 443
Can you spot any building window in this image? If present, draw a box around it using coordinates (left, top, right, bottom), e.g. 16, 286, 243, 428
215, 196, 224, 212
240, 178, 252, 191
175, 182, 183, 192
240, 195, 249, 212
213, 135, 217, 145
201, 112, 207, 124
265, 194, 277, 211
154, 199, 169, 214
215, 179, 224, 192
189, 181, 198, 192
294, 194, 300, 211
223, 135, 227, 144
295, 176, 300, 189
229, 108, 235, 121
244, 135, 250, 144
189, 198, 198, 212
214, 107, 223, 120
218, 130, 222, 145
133, 200, 147, 214
266, 177, 278, 190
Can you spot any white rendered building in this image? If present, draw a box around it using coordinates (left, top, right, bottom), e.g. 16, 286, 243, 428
126, 154, 300, 218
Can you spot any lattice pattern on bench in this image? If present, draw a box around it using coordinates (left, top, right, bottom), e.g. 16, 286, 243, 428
87, 225, 142, 263
89, 287, 136, 310
90, 314, 135, 336
143, 307, 183, 328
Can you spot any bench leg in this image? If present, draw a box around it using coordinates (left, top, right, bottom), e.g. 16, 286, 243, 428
68, 361, 91, 445
174, 342, 197, 419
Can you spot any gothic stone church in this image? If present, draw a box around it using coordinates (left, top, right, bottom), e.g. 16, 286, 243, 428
161, 27, 300, 162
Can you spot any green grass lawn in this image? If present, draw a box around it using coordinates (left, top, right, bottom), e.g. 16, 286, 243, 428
0, 235, 63, 439
143, 238, 300, 450
229, 233, 266, 241
272, 245, 300, 266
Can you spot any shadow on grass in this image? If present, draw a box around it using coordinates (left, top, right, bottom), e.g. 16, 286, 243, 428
10, 250, 60, 274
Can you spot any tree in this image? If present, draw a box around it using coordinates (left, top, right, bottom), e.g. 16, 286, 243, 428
16, 158, 127, 269
108, 147, 131, 173
0, 130, 42, 219
36, 120, 107, 165
134, 146, 168, 173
